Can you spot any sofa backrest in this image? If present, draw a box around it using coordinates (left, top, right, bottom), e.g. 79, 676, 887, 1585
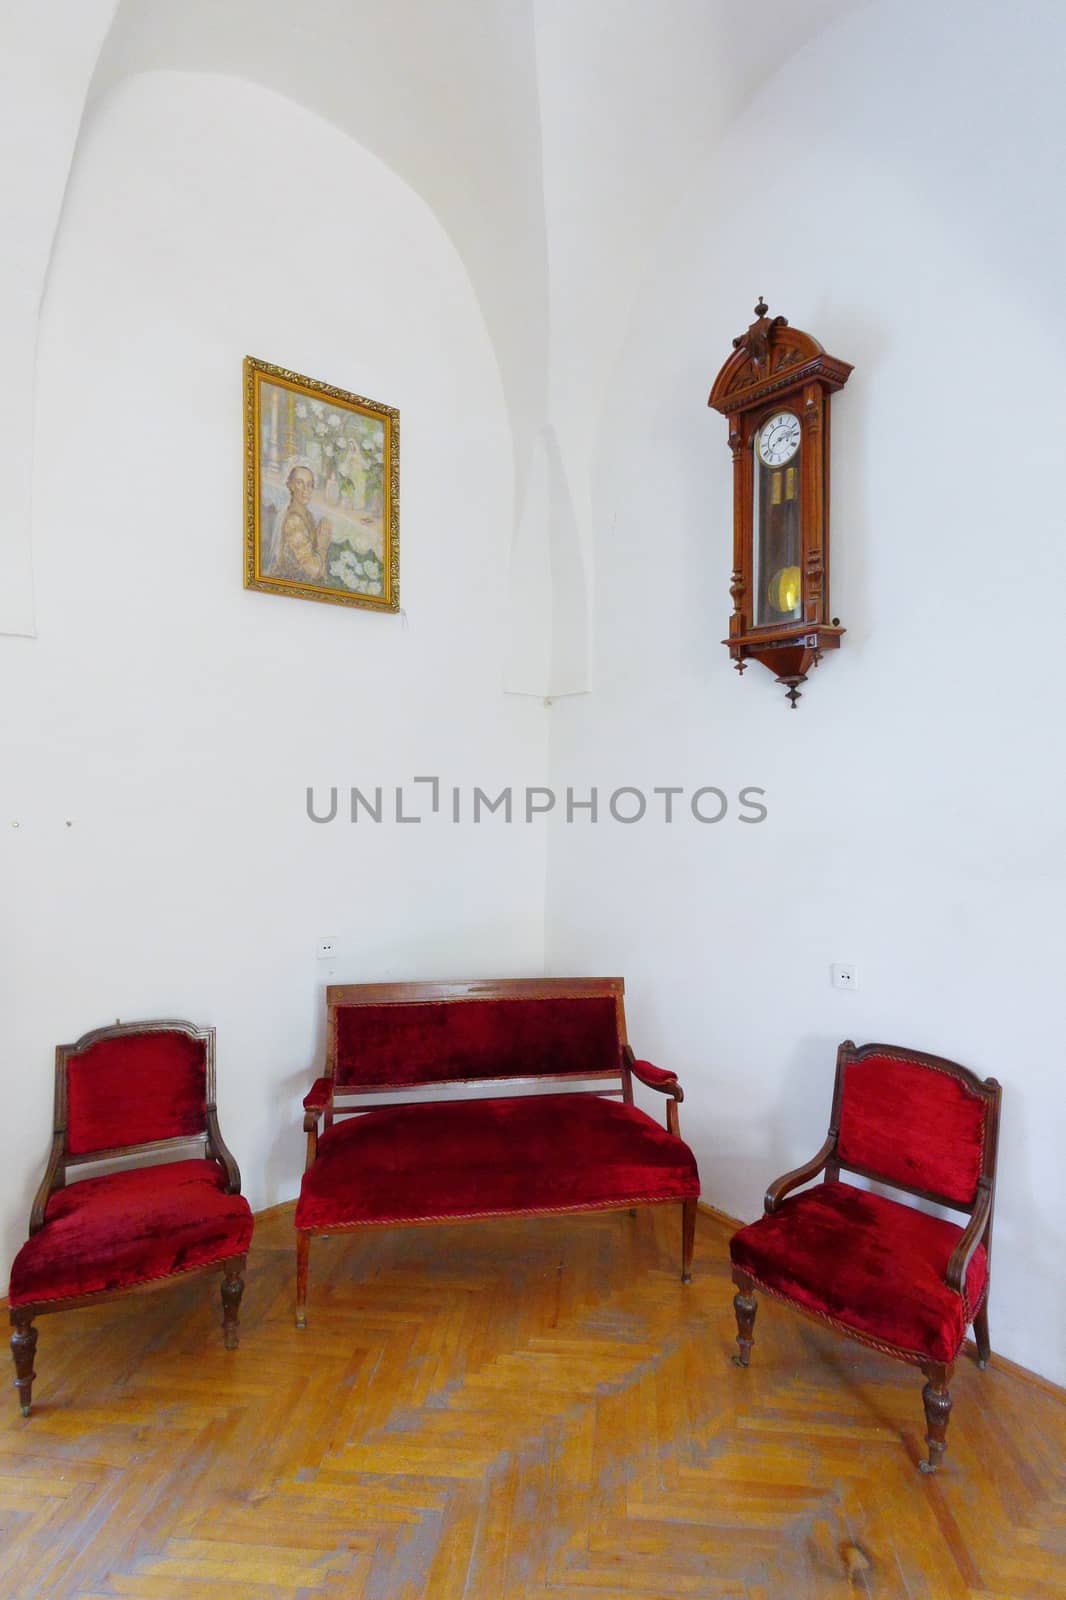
328, 978, 626, 1093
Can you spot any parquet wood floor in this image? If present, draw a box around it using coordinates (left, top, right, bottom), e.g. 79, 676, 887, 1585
2, 1206, 1063, 1598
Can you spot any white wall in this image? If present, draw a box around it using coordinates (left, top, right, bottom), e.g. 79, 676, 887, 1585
5, 0, 1065, 1391
0, 71, 548, 1274
0, 0, 118, 635
532, 0, 859, 692
90, 0, 552, 509
544, 0, 1066, 1385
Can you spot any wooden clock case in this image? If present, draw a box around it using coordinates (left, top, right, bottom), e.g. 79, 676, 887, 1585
709, 300, 853, 706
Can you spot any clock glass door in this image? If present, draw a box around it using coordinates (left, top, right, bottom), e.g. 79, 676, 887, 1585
752, 410, 802, 628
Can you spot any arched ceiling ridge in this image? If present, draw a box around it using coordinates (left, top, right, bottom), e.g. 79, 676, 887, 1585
0, 0, 119, 635
536, 0, 866, 443
531, 0, 866, 693
81, 0, 551, 480
8, 0, 866, 649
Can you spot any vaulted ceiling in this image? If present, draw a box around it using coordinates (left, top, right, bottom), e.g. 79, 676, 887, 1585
1, 0, 861, 638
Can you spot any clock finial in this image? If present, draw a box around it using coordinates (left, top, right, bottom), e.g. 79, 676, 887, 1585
732, 298, 786, 355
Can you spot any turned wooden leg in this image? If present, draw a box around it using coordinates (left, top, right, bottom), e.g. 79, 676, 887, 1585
220, 1257, 245, 1350
295, 1232, 310, 1329
974, 1303, 991, 1369
731, 1271, 757, 1367
10, 1312, 38, 1417
681, 1198, 696, 1284
919, 1361, 954, 1473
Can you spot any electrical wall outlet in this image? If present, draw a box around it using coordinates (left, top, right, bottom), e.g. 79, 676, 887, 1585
316, 938, 338, 961
831, 963, 859, 991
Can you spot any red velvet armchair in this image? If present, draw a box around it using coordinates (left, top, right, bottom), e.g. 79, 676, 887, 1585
729, 1040, 1001, 1473
7, 1020, 254, 1417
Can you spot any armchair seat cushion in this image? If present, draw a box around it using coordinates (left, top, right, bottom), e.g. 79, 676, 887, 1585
729, 1181, 987, 1365
9, 1161, 254, 1309
295, 1093, 700, 1231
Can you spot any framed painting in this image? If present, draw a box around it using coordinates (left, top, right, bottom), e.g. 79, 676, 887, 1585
244, 356, 399, 611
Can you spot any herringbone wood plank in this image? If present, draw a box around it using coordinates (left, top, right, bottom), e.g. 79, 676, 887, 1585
2, 1207, 1063, 1598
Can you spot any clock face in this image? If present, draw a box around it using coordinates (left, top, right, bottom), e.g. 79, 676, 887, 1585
757, 411, 801, 467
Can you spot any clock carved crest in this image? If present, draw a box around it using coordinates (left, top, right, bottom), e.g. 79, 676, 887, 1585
709, 299, 853, 706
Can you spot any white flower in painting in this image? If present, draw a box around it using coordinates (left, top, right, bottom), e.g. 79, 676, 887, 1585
328, 545, 364, 590
324, 443, 334, 457
328, 412, 341, 428
369, 581, 383, 596
309, 400, 325, 416
337, 438, 348, 451
295, 402, 308, 418
315, 421, 327, 435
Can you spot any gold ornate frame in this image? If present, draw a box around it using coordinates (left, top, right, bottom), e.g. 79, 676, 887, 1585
243, 355, 399, 612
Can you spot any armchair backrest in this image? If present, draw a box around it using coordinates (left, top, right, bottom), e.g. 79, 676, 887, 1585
831, 1041, 1001, 1211
327, 978, 627, 1094
59, 1020, 213, 1161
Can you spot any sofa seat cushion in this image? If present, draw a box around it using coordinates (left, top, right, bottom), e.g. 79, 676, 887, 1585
8, 1161, 254, 1309
295, 1093, 700, 1231
729, 1181, 987, 1365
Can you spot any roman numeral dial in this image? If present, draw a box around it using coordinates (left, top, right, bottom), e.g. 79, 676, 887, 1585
757, 411, 801, 466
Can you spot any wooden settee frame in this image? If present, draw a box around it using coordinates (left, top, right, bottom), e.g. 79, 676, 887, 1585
296, 977, 699, 1325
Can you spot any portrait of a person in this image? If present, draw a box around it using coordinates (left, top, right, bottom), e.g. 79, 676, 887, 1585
247, 361, 397, 611
268, 465, 333, 584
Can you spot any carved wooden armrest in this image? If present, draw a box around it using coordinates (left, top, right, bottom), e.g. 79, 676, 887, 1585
763, 1135, 837, 1214
206, 1104, 242, 1195
28, 1132, 65, 1235
622, 1046, 685, 1137
303, 1076, 333, 1124
946, 1180, 992, 1294
622, 1046, 683, 1099
302, 1076, 333, 1166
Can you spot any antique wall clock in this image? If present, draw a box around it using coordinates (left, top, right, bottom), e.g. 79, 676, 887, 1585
708, 299, 853, 706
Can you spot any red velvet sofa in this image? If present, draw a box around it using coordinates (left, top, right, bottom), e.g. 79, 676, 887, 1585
295, 978, 700, 1324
